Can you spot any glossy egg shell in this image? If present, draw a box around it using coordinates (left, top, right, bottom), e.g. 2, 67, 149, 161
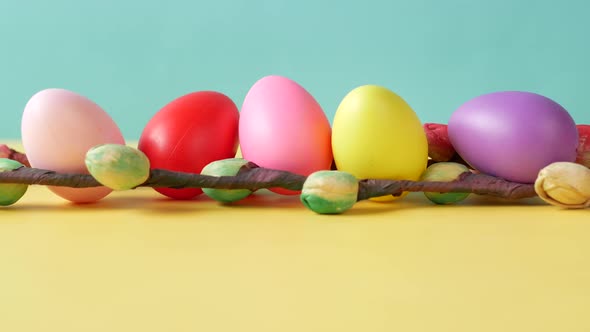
448, 91, 578, 183
21, 88, 125, 203
331, 85, 428, 184
138, 91, 239, 200
239, 75, 333, 195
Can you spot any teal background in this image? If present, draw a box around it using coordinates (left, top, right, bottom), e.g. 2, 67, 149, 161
1, 0, 588, 139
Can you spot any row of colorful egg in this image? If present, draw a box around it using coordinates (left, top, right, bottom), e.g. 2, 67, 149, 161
20, 75, 579, 203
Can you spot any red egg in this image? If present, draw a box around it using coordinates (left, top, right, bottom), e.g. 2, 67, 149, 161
138, 91, 239, 199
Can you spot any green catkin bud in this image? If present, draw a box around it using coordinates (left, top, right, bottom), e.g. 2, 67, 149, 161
420, 162, 470, 205
300, 170, 358, 214
85, 144, 150, 190
0, 158, 28, 206
201, 158, 253, 203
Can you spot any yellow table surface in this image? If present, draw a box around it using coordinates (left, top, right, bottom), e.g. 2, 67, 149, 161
1, 142, 589, 331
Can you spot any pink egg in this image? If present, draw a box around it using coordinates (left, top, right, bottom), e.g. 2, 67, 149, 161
21, 88, 125, 203
239, 75, 333, 195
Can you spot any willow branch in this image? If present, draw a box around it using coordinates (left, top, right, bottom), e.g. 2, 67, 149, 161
0, 164, 536, 201
357, 172, 535, 200
143, 163, 307, 191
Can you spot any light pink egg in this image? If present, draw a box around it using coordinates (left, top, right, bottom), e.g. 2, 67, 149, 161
239, 75, 333, 195
21, 88, 125, 203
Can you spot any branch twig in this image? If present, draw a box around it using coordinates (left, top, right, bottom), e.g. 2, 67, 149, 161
0, 163, 536, 201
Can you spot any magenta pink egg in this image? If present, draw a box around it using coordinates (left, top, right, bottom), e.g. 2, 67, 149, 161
239, 75, 333, 195
448, 91, 578, 183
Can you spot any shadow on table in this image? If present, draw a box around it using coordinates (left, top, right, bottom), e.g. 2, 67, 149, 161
0, 189, 571, 217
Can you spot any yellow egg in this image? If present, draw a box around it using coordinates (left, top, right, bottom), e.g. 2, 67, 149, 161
331, 85, 428, 201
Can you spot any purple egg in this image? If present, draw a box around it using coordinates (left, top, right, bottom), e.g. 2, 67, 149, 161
448, 91, 578, 183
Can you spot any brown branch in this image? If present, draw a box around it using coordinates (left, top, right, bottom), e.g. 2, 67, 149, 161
0, 167, 101, 187
357, 172, 535, 200
143, 162, 307, 192
0, 143, 536, 201
0, 163, 307, 191
0, 163, 536, 201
